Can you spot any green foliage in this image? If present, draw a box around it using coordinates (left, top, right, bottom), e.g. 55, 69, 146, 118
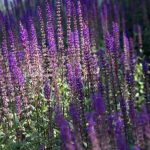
134, 62, 145, 108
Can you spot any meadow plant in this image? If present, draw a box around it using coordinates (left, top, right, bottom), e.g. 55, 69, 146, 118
0, 0, 149, 149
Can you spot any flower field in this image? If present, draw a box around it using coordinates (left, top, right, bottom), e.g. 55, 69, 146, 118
0, 0, 150, 149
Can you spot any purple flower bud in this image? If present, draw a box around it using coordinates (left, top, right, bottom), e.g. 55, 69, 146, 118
86, 112, 100, 150
139, 105, 149, 124
119, 97, 127, 114
114, 114, 127, 150
91, 92, 105, 116
82, 24, 92, 76
126, 71, 134, 87
123, 32, 130, 70
107, 113, 114, 134
15, 96, 22, 116
1, 38, 8, 61
101, 3, 108, 35
104, 31, 114, 54
97, 49, 106, 69
28, 17, 38, 58
74, 62, 81, 80
69, 103, 79, 125
16, 51, 25, 62
142, 61, 148, 75
128, 100, 136, 125
44, 80, 51, 100
45, 0, 57, 77
55, 109, 75, 150
8, 52, 25, 86
74, 63, 83, 100
0, 65, 3, 75
112, 22, 120, 51
66, 63, 75, 92
16, 68, 25, 86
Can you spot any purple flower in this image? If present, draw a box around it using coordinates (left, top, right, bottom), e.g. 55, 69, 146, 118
86, 112, 100, 150
107, 113, 114, 134
0, 65, 3, 76
91, 92, 105, 116
19, 22, 30, 52
8, 30, 16, 53
74, 63, 84, 100
72, 4, 81, 64
114, 114, 127, 150
67, 32, 76, 65
16, 68, 25, 87
112, 22, 120, 51
45, 1, 57, 75
28, 17, 38, 58
74, 63, 81, 80
44, 80, 51, 100
69, 103, 83, 150
136, 25, 143, 49
139, 105, 149, 124
128, 100, 136, 125
8, 52, 25, 86
101, 3, 108, 35
119, 97, 127, 114
69, 103, 79, 125
129, 38, 136, 72
66, 63, 75, 92
66, 0, 72, 47
55, 109, 75, 150
0, 62, 9, 115
142, 61, 148, 75
97, 49, 106, 69
56, 0, 65, 71
19, 22, 31, 73
83, 24, 92, 75
1, 38, 8, 61
123, 32, 130, 70
104, 31, 114, 55
28, 17, 43, 83
16, 51, 25, 62
126, 71, 134, 87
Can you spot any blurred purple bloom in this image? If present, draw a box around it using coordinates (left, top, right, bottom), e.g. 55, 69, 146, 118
112, 22, 120, 51
44, 80, 51, 100
105, 32, 114, 54
86, 112, 100, 150
91, 92, 105, 116
55, 109, 75, 150
15, 96, 22, 116
139, 105, 149, 124
119, 97, 127, 114
66, 63, 75, 91
16, 51, 25, 61
69, 103, 79, 125
114, 114, 127, 150
128, 100, 136, 125
142, 61, 148, 75
8, 52, 25, 86
97, 49, 106, 69
132, 146, 140, 150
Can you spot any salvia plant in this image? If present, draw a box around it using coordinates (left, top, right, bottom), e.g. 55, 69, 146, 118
0, 0, 150, 150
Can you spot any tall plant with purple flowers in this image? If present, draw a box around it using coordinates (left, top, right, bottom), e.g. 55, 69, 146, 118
0, 0, 149, 149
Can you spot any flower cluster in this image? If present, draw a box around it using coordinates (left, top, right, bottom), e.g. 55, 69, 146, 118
0, 0, 149, 149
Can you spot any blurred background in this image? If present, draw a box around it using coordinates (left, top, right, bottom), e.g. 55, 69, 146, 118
0, 0, 149, 63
